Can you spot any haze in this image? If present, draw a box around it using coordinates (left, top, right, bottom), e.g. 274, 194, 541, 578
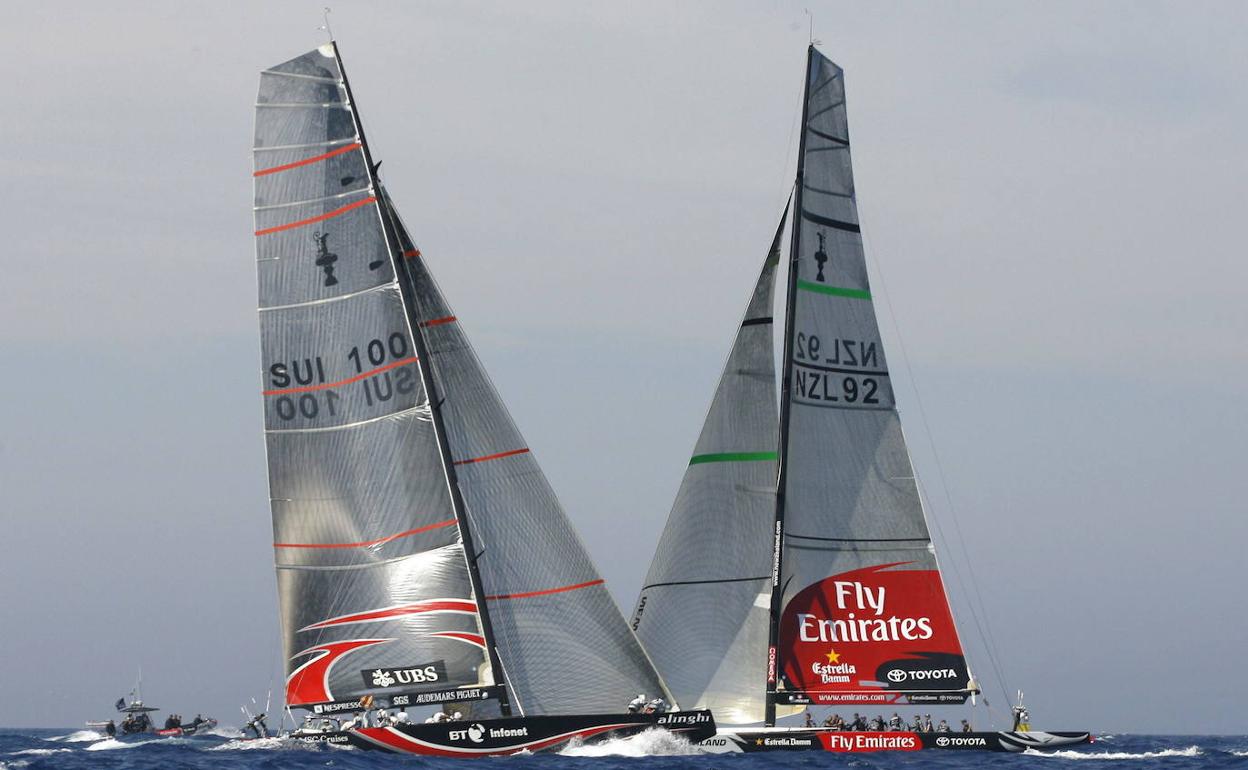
1, 1, 1244, 734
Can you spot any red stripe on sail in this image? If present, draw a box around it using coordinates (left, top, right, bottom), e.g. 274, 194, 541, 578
403, 249, 421, 259
430, 631, 486, 650
421, 316, 456, 327
254, 196, 376, 236
253, 142, 362, 176
263, 357, 417, 396
453, 448, 530, 466
300, 599, 479, 632
285, 638, 391, 706
274, 519, 455, 549
486, 579, 604, 601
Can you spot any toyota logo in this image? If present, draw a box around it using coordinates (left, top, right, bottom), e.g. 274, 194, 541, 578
936, 736, 950, 746
886, 669, 908, 683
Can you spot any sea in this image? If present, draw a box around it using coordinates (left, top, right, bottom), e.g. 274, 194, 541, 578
1, 729, 1245, 770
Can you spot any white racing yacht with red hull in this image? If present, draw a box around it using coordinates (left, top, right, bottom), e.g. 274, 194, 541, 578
629, 44, 1090, 754
251, 41, 712, 757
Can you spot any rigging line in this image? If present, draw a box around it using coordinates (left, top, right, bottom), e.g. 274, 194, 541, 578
774, 60, 806, 216
854, 193, 1013, 715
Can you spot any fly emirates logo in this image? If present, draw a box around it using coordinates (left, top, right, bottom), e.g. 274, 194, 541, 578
796, 580, 933, 644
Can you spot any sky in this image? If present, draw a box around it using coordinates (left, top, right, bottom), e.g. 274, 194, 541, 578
1, 0, 1245, 734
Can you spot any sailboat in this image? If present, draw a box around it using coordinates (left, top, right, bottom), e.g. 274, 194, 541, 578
251, 42, 713, 756
630, 45, 1092, 754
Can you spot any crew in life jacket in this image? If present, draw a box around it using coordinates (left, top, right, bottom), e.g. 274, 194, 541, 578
888, 713, 903, 731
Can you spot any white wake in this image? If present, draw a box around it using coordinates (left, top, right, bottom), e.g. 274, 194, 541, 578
558, 728, 702, 757
208, 736, 310, 751
85, 737, 169, 751
1027, 745, 1202, 760
45, 730, 103, 742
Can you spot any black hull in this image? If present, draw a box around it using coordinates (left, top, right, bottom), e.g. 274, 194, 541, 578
302, 710, 715, 756
702, 729, 1092, 753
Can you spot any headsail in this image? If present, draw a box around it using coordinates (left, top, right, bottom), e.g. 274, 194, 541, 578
768, 47, 970, 713
631, 208, 791, 724
254, 45, 493, 710
384, 199, 671, 716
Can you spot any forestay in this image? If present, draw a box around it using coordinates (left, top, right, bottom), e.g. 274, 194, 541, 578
771, 47, 970, 708
254, 45, 491, 709
632, 210, 792, 725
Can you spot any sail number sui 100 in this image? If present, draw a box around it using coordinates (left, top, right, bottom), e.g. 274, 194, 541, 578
268, 332, 418, 421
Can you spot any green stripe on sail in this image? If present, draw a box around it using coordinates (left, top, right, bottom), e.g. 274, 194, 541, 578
796, 280, 871, 300
689, 451, 779, 466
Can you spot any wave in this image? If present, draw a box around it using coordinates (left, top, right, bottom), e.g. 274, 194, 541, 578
45, 730, 103, 742
1231, 750, 1248, 757
1028, 745, 1202, 760
7, 749, 72, 757
0, 760, 31, 770
558, 728, 702, 757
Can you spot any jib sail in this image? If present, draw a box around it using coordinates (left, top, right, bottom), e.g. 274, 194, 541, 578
631, 207, 794, 724
768, 46, 971, 714
384, 199, 671, 716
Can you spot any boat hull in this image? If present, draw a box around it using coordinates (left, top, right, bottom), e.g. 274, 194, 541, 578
699, 729, 1092, 753
306, 710, 715, 756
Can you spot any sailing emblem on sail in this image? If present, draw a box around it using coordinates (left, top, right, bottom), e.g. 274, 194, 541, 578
813, 231, 828, 282
313, 231, 339, 286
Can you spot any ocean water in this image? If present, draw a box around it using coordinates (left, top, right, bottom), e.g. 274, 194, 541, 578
1, 728, 1244, 769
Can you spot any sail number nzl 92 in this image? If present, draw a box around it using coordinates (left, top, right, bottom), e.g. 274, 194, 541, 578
792, 333, 886, 407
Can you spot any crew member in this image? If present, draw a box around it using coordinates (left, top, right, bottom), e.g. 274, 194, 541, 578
628, 694, 647, 713
888, 713, 903, 731
105, 720, 116, 738
961, 719, 973, 733
936, 719, 950, 732
803, 711, 815, 728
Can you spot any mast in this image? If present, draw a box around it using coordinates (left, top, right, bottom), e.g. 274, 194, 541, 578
330, 41, 513, 718
765, 44, 814, 727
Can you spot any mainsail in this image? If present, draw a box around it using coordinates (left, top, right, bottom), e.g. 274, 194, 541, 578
632, 209, 789, 725
768, 47, 969, 716
634, 46, 972, 727
253, 43, 667, 715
